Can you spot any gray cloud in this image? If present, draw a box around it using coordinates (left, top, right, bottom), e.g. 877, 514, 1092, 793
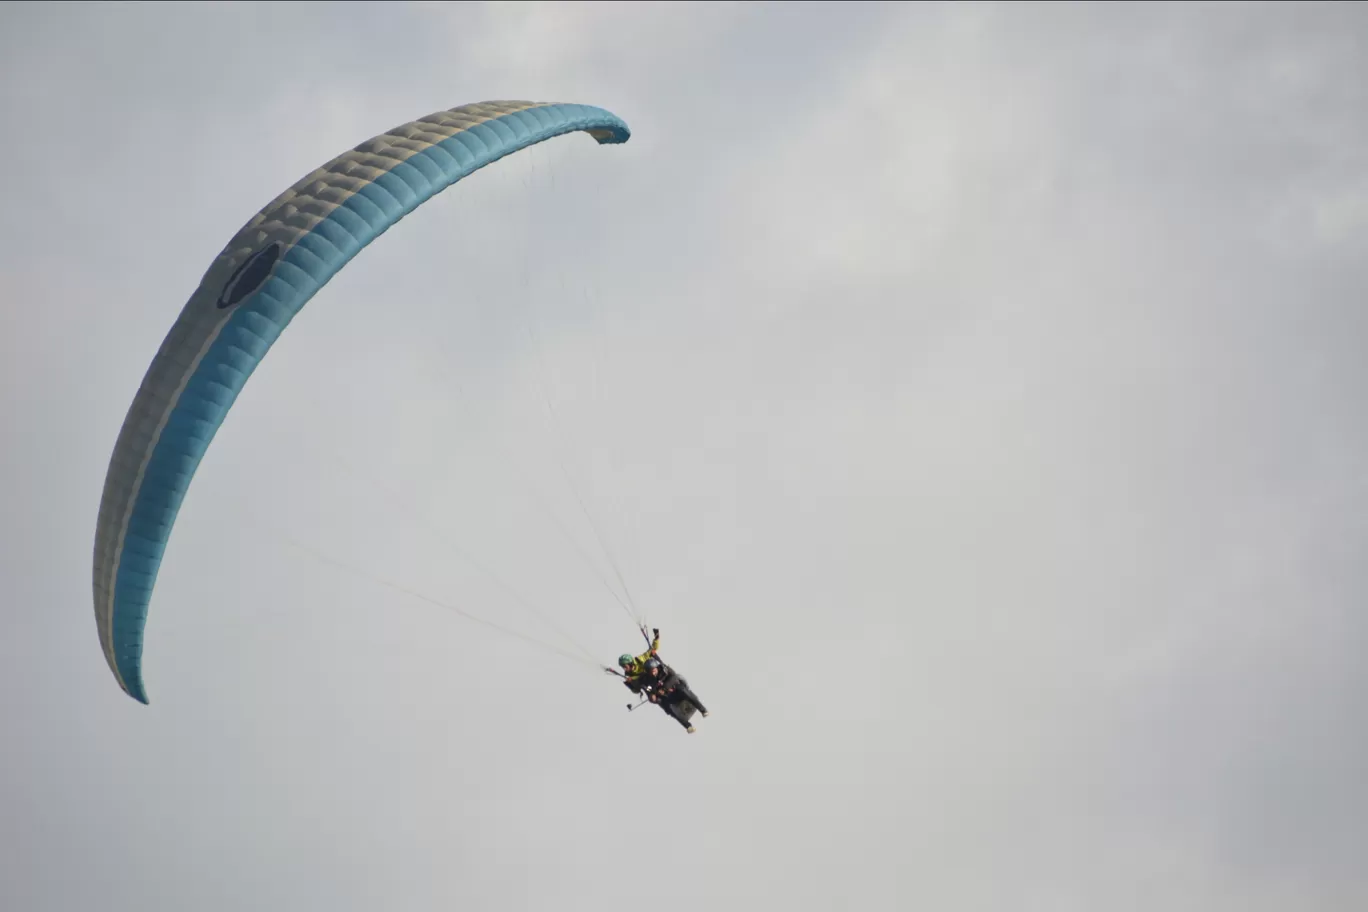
2, 2, 1366, 910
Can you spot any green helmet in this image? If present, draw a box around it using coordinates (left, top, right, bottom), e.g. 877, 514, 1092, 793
618, 654, 634, 667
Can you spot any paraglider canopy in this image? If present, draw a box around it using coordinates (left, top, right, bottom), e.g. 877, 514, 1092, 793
91, 100, 631, 704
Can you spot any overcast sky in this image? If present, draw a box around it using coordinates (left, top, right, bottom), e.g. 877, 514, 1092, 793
3, 2, 1367, 910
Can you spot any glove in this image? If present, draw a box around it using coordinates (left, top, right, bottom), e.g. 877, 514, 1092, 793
653, 627, 660, 637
